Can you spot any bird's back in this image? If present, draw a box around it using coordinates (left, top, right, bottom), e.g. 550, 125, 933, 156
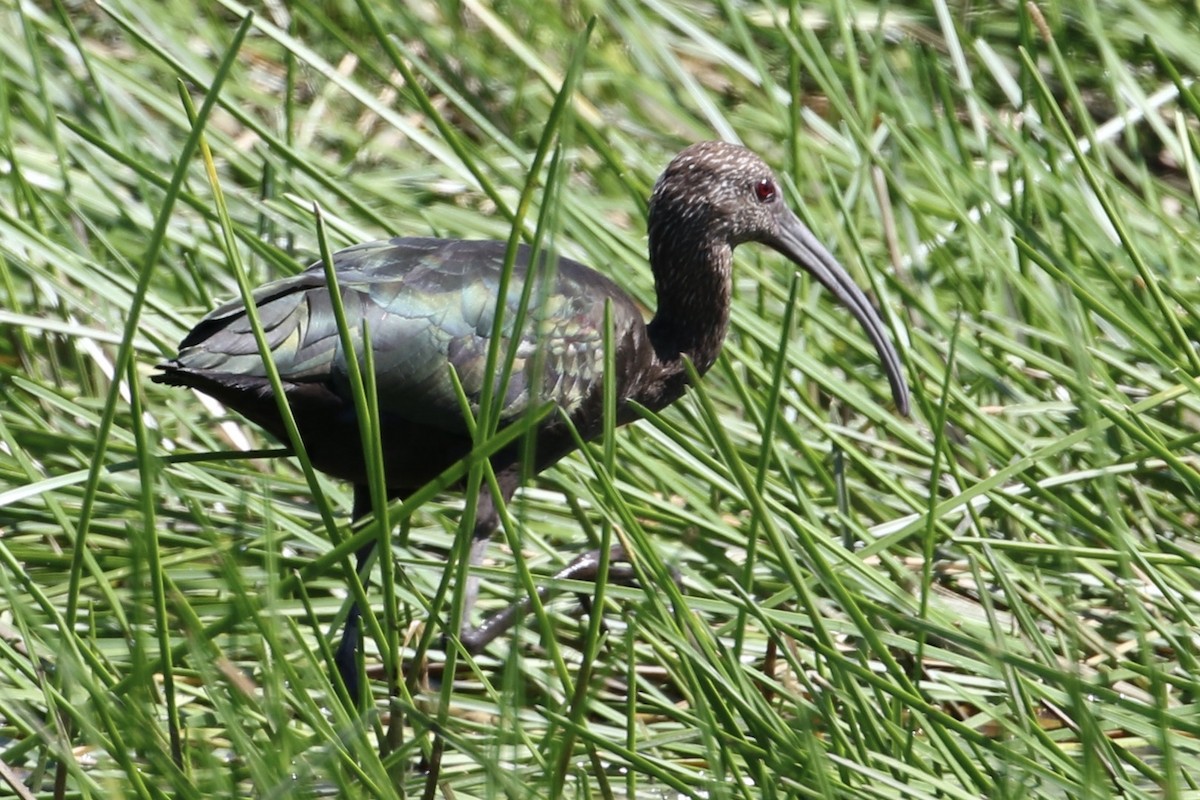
155, 237, 654, 485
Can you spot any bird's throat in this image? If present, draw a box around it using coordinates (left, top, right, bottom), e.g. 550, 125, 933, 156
646, 240, 734, 378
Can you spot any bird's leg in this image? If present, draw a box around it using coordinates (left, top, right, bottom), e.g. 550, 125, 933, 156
563, 545, 638, 620
452, 475, 509, 651
456, 533, 494, 640
333, 485, 377, 701
458, 544, 638, 654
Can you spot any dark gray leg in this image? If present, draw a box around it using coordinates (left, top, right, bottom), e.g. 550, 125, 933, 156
459, 544, 631, 653
336, 472, 644, 688
457, 534, 493, 638
337, 474, 513, 693
333, 485, 376, 701
450, 475, 508, 650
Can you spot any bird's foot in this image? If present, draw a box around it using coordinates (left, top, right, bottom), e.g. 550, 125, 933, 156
457, 544, 637, 654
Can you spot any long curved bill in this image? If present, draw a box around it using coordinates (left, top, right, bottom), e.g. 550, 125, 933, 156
771, 211, 910, 416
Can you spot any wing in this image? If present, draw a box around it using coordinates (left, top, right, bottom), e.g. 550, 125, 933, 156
163, 237, 650, 435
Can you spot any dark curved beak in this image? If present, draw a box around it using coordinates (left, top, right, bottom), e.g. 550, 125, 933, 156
769, 211, 910, 416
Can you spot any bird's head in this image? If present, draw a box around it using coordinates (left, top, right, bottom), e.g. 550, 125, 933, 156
649, 141, 786, 246
648, 141, 910, 416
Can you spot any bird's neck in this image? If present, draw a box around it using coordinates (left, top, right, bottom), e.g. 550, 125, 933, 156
646, 238, 734, 381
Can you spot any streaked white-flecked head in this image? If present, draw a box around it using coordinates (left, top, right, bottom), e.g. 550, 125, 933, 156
643, 141, 909, 414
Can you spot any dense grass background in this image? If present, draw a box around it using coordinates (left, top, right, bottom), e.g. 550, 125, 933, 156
3, 0, 1200, 797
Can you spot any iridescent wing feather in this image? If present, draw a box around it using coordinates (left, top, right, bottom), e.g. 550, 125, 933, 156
166, 237, 648, 435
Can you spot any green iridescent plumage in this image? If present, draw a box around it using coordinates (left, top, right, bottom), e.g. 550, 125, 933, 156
166, 237, 648, 441
155, 142, 910, 697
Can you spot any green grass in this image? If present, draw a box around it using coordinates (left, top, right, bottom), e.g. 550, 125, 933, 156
4, 0, 1200, 797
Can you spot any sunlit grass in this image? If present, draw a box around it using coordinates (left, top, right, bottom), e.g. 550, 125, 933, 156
3, 0, 1200, 797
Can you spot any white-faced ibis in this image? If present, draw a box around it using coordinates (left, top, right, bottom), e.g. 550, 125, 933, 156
154, 141, 910, 697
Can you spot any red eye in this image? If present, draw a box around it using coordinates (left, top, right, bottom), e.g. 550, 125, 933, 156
754, 178, 777, 203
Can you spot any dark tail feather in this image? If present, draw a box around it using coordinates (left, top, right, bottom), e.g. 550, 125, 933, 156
150, 360, 188, 386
